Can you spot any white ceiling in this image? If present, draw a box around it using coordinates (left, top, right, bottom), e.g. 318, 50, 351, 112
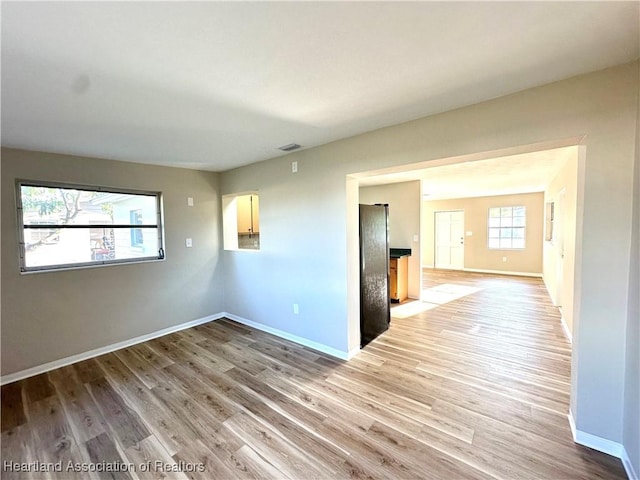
359, 146, 576, 200
1, 2, 639, 172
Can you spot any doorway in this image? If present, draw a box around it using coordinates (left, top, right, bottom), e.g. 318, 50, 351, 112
434, 210, 464, 270
347, 140, 580, 355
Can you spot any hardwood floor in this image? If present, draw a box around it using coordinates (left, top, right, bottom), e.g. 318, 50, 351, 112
1, 270, 627, 479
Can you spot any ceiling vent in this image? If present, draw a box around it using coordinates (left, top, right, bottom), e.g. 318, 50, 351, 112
278, 143, 301, 152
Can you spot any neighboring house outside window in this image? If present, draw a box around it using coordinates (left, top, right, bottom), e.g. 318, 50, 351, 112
130, 209, 144, 247
17, 181, 164, 272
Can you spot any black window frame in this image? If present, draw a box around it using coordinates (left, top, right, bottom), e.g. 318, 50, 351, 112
16, 180, 165, 273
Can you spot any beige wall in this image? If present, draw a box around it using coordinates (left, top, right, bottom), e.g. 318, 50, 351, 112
360, 181, 421, 299
421, 192, 544, 274
1, 148, 224, 376
543, 149, 579, 337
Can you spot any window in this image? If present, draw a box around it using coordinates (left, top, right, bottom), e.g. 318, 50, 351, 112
488, 206, 526, 249
17, 181, 164, 272
222, 192, 260, 250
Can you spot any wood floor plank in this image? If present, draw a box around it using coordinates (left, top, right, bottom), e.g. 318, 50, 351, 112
233, 444, 292, 480
126, 343, 174, 370
196, 339, 267, 376
86, 377, 151, 450
72, 358, 105, 384
26, 395, 84, 473
85, 432, 133, 480
124, 435, 189, 480
311, 411, 421, 479
48, 366, 108, 444
222, 411, 339, 480
365, 420, 494, 480
222, 370, 351, 476
173, 337, 236, 372
1, 382, 27, 432
105, 373, 191, 457
172, 439, 239, 480
22, 373, 55, 405
113, 347, 173, 390
255, 369, 375, 434
1, 425, 37, 480
161, 363, 240, 423
0, 270, 627, 479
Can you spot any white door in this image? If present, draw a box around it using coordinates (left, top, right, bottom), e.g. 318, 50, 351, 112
435, 211, 464, 269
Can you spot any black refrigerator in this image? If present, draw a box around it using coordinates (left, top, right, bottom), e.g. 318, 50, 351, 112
359, 204, 391, 347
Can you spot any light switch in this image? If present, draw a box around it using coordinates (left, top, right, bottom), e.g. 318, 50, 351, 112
466, 231, 473, 236
413, 234, 419, 242
187, 197, 194, 207
186, 238, 193, 248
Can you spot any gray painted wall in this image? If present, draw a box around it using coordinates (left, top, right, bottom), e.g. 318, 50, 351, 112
623, 63, 640, 477
220, 61, 639, 448
1, 148, 224, 375
220, 149, 352, 353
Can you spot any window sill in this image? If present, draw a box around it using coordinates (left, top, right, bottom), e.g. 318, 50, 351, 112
20, 257, 165, 275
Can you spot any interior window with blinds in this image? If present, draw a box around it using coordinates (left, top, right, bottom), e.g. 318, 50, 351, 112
488, 206, 526, 249
17, 181, 164, 272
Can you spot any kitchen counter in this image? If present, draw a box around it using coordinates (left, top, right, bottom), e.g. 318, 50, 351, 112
390, 248, 412, 258
389, 249, 411, 302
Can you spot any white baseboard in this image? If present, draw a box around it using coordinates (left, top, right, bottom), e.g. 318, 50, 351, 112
560, 316, 573, 343
421, 266, 542, 278
568, 410, 628, 461
0, 313, 225, 386
347, 347, 361, 360
622, 446, 639, 480
568, 409, 577, 439
1, 311, 356, 385
463, 268, 543, 278
223, 312, 352, 360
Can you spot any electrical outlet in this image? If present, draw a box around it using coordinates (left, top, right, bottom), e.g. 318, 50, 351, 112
293, 303, 299, 314
502, 256, 507, 262
186, 238, 193, 248
292, 161, 298, 173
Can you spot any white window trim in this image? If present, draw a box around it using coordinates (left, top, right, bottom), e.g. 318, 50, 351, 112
487, 205, 526, 250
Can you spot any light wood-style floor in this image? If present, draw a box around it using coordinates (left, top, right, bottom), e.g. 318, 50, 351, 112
1, 270, 626, 479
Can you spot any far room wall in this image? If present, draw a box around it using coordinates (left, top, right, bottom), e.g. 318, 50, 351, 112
543, 148, 579, 337
421, 192, 544, 275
